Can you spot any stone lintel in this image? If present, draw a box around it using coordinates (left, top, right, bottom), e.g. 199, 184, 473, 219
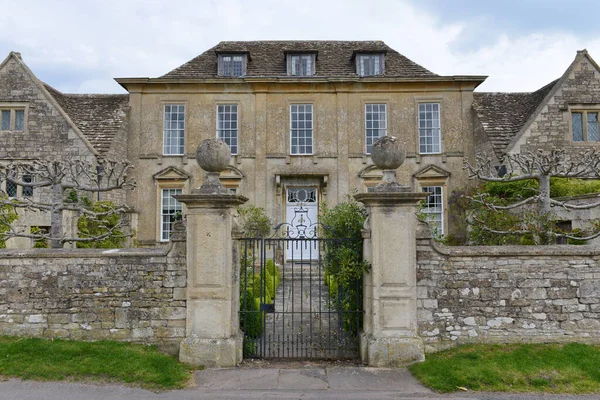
354, 192, 428, 206
173, 194, 248, 209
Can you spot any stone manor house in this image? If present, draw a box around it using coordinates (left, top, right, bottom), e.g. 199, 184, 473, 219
1, 42, 600, 247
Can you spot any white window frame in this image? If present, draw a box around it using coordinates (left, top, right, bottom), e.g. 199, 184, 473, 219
418, 102, 442, 154
160, 188, 183, 242
365, 104, 387, 154
571, 110, 600, 142
217, 104, 239, 155
163, 104, 185, 155
218, 54, 246, 77
421, 186, 444, 236
290, 104, 313, 155
287, 53, 315, 76
356, 53, 384, 76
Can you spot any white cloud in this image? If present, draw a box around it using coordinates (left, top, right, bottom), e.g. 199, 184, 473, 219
0, 0, 598, 93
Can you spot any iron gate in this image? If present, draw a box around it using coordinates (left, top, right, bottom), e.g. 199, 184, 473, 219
238, 233, 363, 359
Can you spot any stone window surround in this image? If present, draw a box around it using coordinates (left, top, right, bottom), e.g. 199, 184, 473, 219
286, 53, 316, 76
0, 102, 28, 133
289, 102, 314, 156
415, 98, 443, 155
217, 53, 247, 77
568, 104, 600, 143
162, 101, 187, 156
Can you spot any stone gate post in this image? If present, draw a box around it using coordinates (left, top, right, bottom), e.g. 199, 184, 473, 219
354, 136, 428, 366
174, 139, 247, 367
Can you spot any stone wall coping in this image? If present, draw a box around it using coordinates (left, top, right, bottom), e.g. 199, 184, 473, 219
429, 240, 600, 257
0, 246, 172, 259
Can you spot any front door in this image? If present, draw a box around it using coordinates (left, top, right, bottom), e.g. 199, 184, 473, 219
285, 187, 318, 260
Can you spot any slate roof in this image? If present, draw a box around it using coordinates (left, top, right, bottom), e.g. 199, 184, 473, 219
44, 84, 129, 156
473, 79, 558, 159
161, 41, 438, 79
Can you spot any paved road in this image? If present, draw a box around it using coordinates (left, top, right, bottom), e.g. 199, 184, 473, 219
1, 367, 599, 400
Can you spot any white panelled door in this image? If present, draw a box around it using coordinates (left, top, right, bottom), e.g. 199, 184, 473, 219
285, 187, 319, 260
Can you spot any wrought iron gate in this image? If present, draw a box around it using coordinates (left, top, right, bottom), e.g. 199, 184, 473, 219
238, 231, 363, 359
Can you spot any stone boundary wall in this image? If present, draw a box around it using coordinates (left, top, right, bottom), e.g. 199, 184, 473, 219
0, 241, 186, 354
416, 224, 600, 352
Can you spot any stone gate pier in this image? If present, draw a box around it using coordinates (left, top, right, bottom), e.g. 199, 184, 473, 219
175, 139, 247, 367
355, 136, 428, 366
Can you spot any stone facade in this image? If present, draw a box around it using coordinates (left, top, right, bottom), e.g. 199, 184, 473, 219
509, 51, 600, 156
119, 41, 484, 246
416, 223, 600, 351
0, 239, 186, 354
0, 52, 130, 248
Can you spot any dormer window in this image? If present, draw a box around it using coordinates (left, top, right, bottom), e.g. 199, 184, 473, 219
218, 54, 246, 77
287, 53, 315, 76
356, 53, 384, 76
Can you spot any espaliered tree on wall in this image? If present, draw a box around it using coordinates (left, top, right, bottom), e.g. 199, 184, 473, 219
0, 158, 135, 248
464, 148, 600, 245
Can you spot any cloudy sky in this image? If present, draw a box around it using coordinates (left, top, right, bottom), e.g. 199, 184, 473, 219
1, 0, 599, 94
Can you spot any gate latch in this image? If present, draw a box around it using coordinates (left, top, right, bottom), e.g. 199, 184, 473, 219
260, 303, 275, 313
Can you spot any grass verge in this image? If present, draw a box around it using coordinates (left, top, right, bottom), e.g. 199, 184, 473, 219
0, 336, 193, 390
408, 343, 600, 394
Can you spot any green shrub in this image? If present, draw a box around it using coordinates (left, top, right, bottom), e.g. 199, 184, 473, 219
76, 201, 126, 248
265, 259, 280, 287
239, 290, 263, 338
319, 197, 369, 336
0, 194, 18, 248
30, 226, 49, 248
237, 206, 272, 238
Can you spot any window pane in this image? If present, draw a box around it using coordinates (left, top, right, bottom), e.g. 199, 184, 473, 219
163, 104, 185, 155
290, 104, 313, 154
22, 174, 33, 197
588, 112, 599, 142
572, 112, 584, 141
221, 54, 244, 76
217, 104, 238, 155
161, 188, 183, 241
421, 186, 443, 235
365, 104, 387, 154
1, 110, 10, 130
419, 103, 441, 153
6, 179, 17, 198
14, 110, 24, 131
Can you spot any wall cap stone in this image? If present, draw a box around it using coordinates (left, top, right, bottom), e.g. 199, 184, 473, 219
430, 241, 600, 257
0, 247, 170, 259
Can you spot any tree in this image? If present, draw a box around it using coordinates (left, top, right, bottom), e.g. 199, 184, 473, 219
0, 158, 135, 248
464, 148, 600, 245
0, 193, 18, 248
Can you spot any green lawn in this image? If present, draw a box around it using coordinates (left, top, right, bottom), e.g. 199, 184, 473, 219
0, 336, 193, 390
409, 343, 600, 394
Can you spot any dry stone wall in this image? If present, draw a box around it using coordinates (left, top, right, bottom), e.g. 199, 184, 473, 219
0, 241, 186, 354
417, 224, 600, 352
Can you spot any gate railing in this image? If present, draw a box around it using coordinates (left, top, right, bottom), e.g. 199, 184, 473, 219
238, 236, 363, 359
